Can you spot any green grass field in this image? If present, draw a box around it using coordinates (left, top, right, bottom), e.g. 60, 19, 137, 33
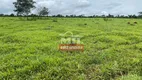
0, 17, 142, 80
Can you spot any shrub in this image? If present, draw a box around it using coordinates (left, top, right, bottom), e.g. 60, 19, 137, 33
53, 20, 58, 22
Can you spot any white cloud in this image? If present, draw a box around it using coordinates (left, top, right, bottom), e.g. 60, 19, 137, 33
75, 0, 91, 8
101, 11, 109, 15
0, 0, 15, 14
0, 0, 142, 15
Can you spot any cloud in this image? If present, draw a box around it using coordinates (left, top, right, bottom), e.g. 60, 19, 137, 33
34, 0, 91, 15
101, 11, 109, 15
0, 0, 15, 14
0, 0, 142, 15
75, 0, 91, 8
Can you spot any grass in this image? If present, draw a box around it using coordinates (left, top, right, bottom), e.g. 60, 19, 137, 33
0, 17, 142, 80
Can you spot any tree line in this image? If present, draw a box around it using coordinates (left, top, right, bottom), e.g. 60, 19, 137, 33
1, 13, 142, 19
0, 0, 142, 19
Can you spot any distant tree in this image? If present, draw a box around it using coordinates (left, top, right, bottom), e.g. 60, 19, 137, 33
66, 15, 69, 17
37, 7, 49, 16
93, 15, 96, 18
132, 15, 137, 18
10, 13, 15, 17
138, 12, 142, 18
88, 16, 93, 18
28, 14, 37, 21
116, 15, 120, 18
120, 15, 125, 18
0, 14, 4, 17
101, 15, 106, 18
107, 14, 114, 18
56, 14, 64, 17
128, 15, 137, 18
30, 14, 37, 17
128, 15, 132, 18
94, 15, 100, 18
13, 0, 36, 16
138, 12, 142, 15
69, 15, 76, 17
78, 14, 85, 18
52, 15, 56, 17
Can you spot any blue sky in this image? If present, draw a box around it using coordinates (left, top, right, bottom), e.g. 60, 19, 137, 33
0, 0, 141, 15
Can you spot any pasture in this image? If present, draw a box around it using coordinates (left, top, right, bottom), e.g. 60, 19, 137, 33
0, 17, 142, 80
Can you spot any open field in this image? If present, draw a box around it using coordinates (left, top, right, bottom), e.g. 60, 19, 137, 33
0, 17, 142, 80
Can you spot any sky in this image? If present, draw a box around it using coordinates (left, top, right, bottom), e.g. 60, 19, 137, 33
0, 0, 141, 16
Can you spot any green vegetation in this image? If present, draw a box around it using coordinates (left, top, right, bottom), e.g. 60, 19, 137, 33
0, 17, 142, 80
